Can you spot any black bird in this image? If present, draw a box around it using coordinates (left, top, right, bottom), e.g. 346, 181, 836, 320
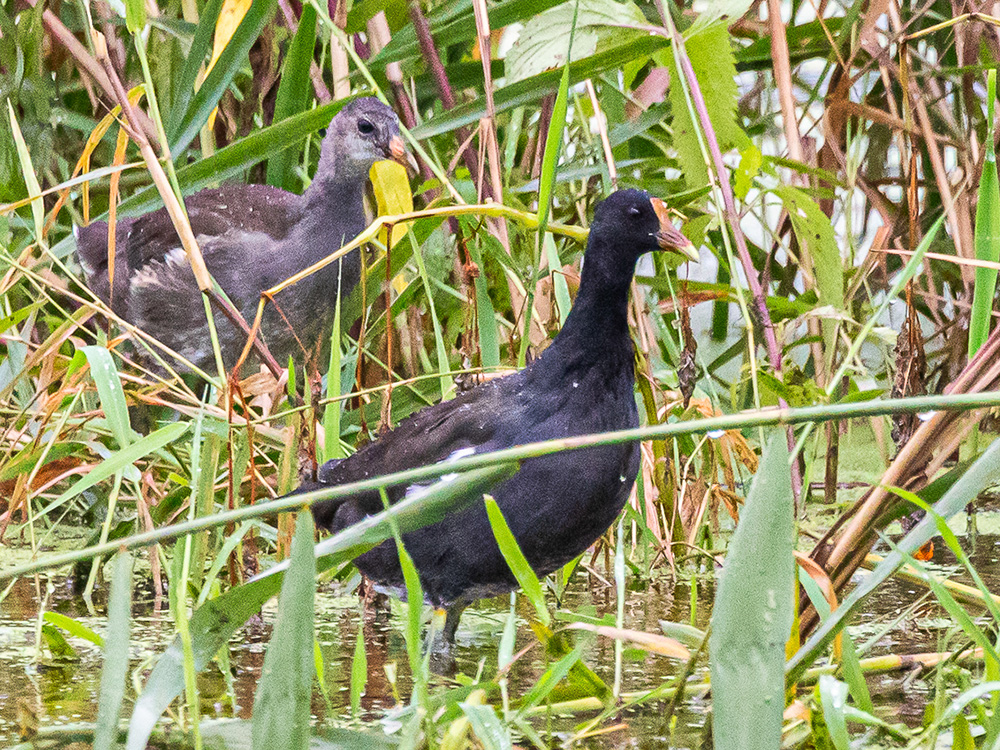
76, 97, 406, 373
307, 189, 698, 641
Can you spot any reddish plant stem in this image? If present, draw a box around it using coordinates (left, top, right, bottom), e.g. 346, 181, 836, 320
276, 0, 332, 104
408, 1, 487, 198
664, 17, 802, 497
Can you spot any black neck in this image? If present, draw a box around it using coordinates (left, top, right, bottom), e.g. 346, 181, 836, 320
544, 254, 636, 362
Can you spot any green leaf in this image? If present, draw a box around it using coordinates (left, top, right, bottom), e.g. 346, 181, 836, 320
6, 98, 43, 241
252, 514, 315, 750
504, 0, 647, 83
468, 234, 501, 369
817, 675, 850, 750
124, 0, 147, 34
461, 703, 513, 750
43, 611, 105, 648
168, 0, 278, 155
953, 713, 975, 750
970, 69, 1000, 359
688, 0, 753, 34
709, 432, 794, 750
93, 553, 134, 750
484, 496, 549, 627
81, 346, 133, 448
166, 0, 225, 139
514, 639, 586, 715
349, 615, 367, 716
662, 20, 747, 187
266, 4, 317, 191
533, 61, 573, 337
773, 185, 844, 355
125, 463, 517, 750
323, 276, 345, 463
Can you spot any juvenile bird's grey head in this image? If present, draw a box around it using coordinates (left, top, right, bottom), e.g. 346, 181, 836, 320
316, 97, 406, 183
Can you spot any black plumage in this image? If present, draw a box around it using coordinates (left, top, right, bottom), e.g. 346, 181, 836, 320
75, 97, 405, 373
307, 189, 698, 640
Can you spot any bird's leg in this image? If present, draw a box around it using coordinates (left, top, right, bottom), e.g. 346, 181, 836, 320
443, 604, 466, 644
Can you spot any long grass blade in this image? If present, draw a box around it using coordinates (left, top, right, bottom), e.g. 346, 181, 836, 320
969, 70, 1000, 359
251, 513, 315, 750
92, 552, 134, 750
484, 495, 549, 627
266, 4, 318, 191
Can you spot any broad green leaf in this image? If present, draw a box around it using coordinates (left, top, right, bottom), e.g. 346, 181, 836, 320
484, 496, 549, 627
266, 4, 317, 191
504, 0, 647, 83
252, 514, 315, 750
970, 69, 1000, 359
125, 463, 517, 750
688, 0, 754, 33
93, 553, 133, 750
773, 185, 844, 355
662, 20, 747, 187
709, 432, 794, 750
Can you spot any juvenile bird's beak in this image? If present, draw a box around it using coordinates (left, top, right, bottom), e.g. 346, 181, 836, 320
651, 197, 699, 263
388, 135, 409, 166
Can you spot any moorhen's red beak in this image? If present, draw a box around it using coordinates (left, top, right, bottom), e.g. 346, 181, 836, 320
388, 135, 409, 166
651, 197, 699, 263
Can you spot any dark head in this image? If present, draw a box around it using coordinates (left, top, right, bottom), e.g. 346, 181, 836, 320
316, 97, 406, 183
581, 189, 698, 292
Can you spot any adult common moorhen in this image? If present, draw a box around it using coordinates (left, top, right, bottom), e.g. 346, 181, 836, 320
304, 189, 698, 641
76, 97, 405, 373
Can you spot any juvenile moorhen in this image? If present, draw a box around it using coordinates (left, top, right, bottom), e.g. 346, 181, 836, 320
76, 97, 405, 373
304, 189, 698, 641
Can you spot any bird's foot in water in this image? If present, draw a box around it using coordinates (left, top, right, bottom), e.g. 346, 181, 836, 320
425, 606, 466, 676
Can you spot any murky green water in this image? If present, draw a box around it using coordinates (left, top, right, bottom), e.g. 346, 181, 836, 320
3, 505, 998, 747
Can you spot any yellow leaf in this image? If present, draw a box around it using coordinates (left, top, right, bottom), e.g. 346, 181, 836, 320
370, 160, 412, 248
208, 0, 252, 72
205, 0, 252, 130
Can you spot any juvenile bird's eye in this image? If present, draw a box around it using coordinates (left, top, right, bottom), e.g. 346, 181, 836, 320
628, 206, 641, 217
357, 119, 375, 135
